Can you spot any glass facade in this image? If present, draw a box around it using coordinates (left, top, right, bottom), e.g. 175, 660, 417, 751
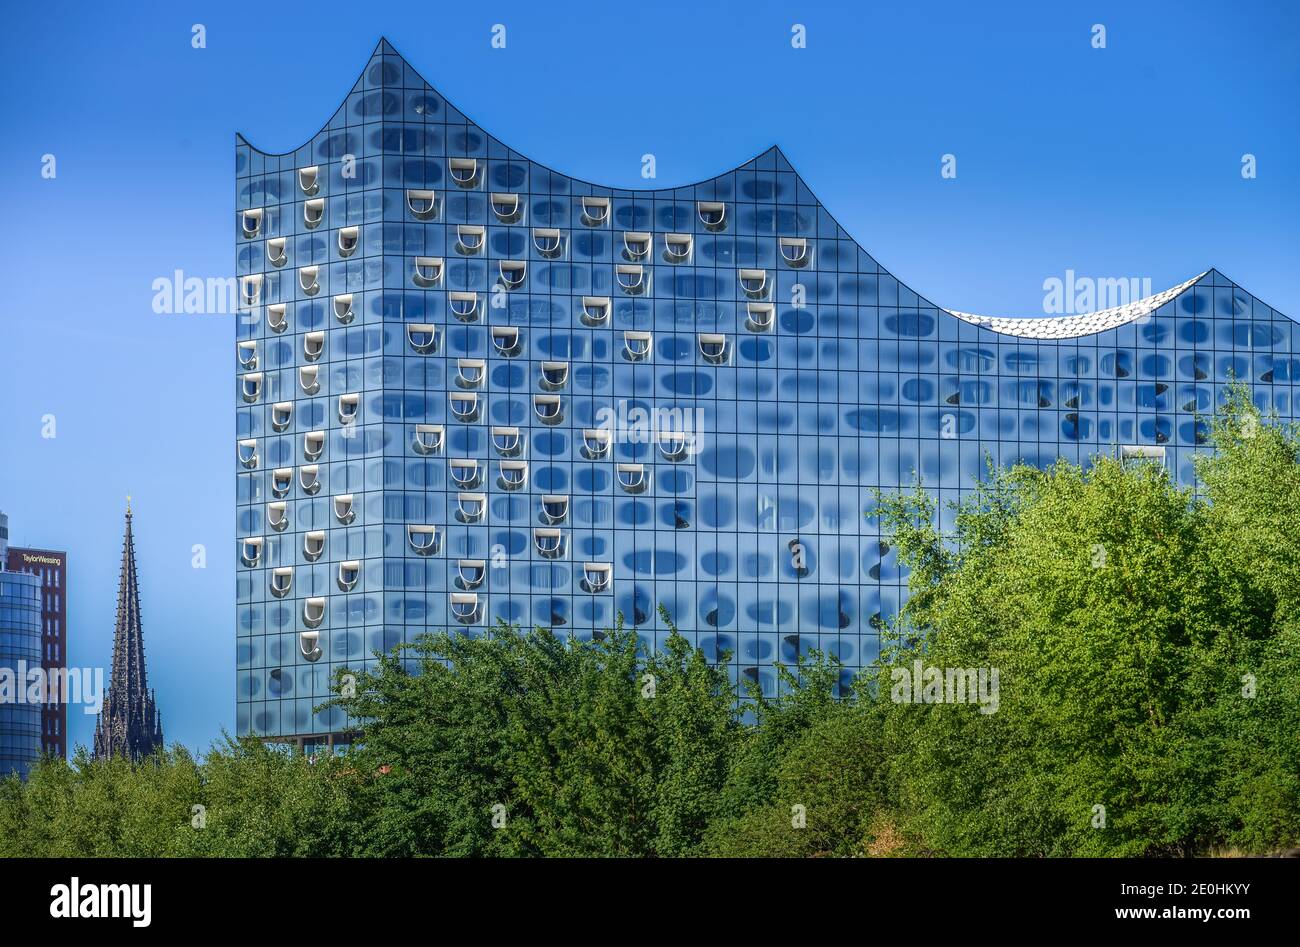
5, 547, 69, 760
234, 40, 1297, 740
0, 570, 42, 778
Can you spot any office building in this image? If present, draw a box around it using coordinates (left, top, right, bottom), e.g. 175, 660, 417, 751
0, 512, 44, 777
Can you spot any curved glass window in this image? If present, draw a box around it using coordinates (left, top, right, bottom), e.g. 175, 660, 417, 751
581, 195, 609, 226
449, 157, 479, 187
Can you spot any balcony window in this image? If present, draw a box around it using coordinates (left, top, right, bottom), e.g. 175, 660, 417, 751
534, 228, 563, 257
338, 393, 360, 424
337, 226, 359, 258
299, 366, 320, 395
491, 192, 521, 222
299, 465, 321, 495
456, 224, 485, 255
457, 492, 485, 523
534, 394, 563, 424
583, 562, 611, 593
498, 460, 528, 490
240, 372, 263, 404
699, 333, 728, 364
333, 293, 354, 324
334, 494, 355, 524
303, 430, 325, 462
303, 531, 326, 562
498, 260, 526, 290
616, 264, 645, 295
267, 304, 287, 333
457, 559, 486, 590
581, 296, 610, 327
1119, 445, 1167, 466
413, 424, 444, 455
240, 274, 263, 306
303, 597, 326, 628
541, 495, 569, 524
450, 592, 480, 623
413, 256, 444, 287
534, 528, 564, 558
241, 208, 262, 238
338, 561, 361, 592
623, 330, 652, 361
448, 157, 479, 188
457, 358, 486, 388
698, 201, 726, 230
581, 195, 609, 226
407, 323, 439, 354
271, 567, 293, 598
237, 341, 258, 369
582, 428, 611, 459
240, 536, 263, 567
266, 237, 286, 267
298, 166, 320, 196
491, 325, 521, 355
746, 302, 774, 332
617, 463, 648, 493
659, 431, 691, 461
237, 439, 259, 469
540, 361, 569, 390
303, 331, 325, 361
739, 268, 768, 299
449, 292, 479, 322
491, 426, 522, 456
779, 237, 809, 267
271, 468, 293, 498
299, 265, 320, 295
299, 630, 322, 662
406, 188, 437, 219
271, 402, 293, 432
304, 198, 325, 228
623, 231, 651, 260
664, 233, 692, 262
267, 501, 287, 532
450, 459, 482, 489
450, 392, 480, 422
408, 524, 442, 556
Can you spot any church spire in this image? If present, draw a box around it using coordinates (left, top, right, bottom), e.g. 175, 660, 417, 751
93, 503, 164, 762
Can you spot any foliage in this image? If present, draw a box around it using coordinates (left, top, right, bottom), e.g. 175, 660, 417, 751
2, 384, 1297, 856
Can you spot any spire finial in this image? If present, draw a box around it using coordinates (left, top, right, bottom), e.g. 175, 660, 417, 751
126, 493, 132, 515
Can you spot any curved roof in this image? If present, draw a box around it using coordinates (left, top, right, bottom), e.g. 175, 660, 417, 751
945, 272, 1210, 339
237, 39, 1283, 340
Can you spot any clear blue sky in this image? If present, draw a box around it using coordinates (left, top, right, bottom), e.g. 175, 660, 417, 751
1, 0, 1296, 755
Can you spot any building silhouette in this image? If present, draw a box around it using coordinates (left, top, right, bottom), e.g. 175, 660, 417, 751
234, 38, 1298, 745
93, 504, 163, 762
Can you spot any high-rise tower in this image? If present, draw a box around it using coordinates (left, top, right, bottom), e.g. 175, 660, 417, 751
0, 511, 43, 778
93, 504, 163, 762
5, 538, 70, 760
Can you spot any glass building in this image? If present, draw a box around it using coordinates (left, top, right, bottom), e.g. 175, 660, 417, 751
235, 39, 1296, 743
1, 513, 43, 778
4, 544, 69, 761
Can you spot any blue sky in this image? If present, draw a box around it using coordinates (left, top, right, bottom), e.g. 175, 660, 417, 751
1, 0, 1296, 754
